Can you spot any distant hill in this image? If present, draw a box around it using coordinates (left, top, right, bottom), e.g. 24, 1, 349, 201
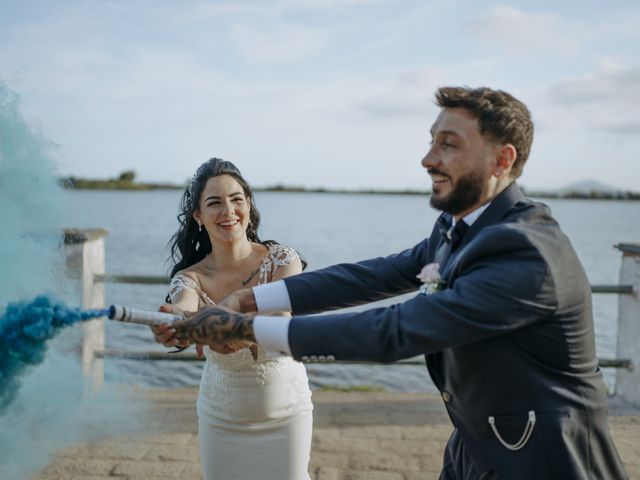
524, 179, 639, 200
560, 179, 618, 194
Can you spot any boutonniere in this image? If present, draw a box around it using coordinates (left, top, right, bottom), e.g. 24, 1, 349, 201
417, 262, 444, 295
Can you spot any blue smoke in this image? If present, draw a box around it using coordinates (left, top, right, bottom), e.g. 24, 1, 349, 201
0, 82, 64, 307
0, 82, 150, 479
0, 295, 108, 413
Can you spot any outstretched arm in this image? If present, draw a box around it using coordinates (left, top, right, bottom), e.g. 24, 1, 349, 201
153, 275, 248, 356
151, 289, 197, 348
172, 305, 257, 346
219, 239, 429, 314
217, 287, 258, 313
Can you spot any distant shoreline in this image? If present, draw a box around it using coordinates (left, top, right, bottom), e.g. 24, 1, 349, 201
58, 176, 182, 191
58, 177, 640, 200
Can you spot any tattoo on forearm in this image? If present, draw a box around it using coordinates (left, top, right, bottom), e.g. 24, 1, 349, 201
174, 306, 256, 345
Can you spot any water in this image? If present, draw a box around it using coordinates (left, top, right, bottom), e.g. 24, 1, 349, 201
61, 189, 640, 392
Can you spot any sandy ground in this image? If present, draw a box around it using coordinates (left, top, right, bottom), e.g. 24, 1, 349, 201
32, 387, 640, 480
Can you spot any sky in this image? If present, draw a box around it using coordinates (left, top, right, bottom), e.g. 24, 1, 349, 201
1, 0, 639, 191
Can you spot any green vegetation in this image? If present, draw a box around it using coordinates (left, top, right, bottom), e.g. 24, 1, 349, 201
259, 185, 640, 200
259, 184, 428, 196
59, 170, 183, 190
260, 185, 640, 200
59, 171, 640, 200
522, 187, 640, 201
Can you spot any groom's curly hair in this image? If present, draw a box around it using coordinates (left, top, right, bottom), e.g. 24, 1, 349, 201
435, 87, 534, 179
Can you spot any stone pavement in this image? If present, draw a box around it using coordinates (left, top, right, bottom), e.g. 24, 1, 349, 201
34, 387, 640, 480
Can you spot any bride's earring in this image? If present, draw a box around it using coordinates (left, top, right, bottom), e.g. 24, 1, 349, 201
195, 220, 202, 250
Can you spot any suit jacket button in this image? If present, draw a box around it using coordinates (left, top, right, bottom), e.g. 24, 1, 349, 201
318, 356, 326, 362
301, 356, 310, 362
442, 391, 452, 403
309, 355, 318, 362
327, 355, 335, 361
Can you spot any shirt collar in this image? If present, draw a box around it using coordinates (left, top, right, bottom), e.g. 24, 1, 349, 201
451, 202, 490, 227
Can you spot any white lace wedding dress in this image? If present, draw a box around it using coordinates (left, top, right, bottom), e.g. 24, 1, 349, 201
168, 243, 313, 480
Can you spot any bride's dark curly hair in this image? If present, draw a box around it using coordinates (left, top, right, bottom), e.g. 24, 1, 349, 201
167, 158, 263, 279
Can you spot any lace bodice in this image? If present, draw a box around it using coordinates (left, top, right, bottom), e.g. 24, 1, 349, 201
168, 242, 298, 306
168, 242, 299, 370
168, 243, 311, 422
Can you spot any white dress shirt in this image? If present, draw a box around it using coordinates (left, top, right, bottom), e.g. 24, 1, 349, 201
253, 203, 490, 355
252, 281, 294, 354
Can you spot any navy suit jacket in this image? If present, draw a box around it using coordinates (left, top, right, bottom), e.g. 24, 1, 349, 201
284, 183, 627, 479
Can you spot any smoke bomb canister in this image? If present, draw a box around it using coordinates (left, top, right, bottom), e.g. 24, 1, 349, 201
108, 305, 183, 327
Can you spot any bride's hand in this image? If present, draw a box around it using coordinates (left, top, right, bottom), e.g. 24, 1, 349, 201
225, 339, 255, 350
150, 304, 191, 348
151, 305, 247, 355
206, 343, 245, 355
218, 288, 256, 313
207, 340, 254, 355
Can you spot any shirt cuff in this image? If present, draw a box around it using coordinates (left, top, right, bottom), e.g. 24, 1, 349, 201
252, 280, 292, 313
253, 315, 292, 356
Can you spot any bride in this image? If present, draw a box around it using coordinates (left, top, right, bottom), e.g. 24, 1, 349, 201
152, 158, 313, 479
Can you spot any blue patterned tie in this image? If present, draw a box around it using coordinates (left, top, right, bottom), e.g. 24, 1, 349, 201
446, 220, 469, 251
435, 217, 469, 269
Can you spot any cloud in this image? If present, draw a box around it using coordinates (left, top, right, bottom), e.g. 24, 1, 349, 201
171, 0, 388, 24
228, 23, 332, 63
355, 58, 506, 119
548, 65, 640, 106
597, 121, 640, 135
279, 0, 386, 7
468, 5, 589, 55
2, 0, 639, 191
355, 67, 442, 117
597, 8, 640, 39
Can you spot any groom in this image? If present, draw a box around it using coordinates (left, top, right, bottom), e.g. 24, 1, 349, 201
161, 87, 627, 479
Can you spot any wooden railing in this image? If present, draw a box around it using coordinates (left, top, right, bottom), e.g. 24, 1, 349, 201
64, 229, 640, 407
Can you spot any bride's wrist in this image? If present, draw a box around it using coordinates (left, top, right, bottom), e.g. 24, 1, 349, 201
238, 288, 258, 313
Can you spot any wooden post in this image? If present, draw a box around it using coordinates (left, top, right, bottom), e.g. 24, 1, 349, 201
615, 243, 640, 407
64, 228, 109, 391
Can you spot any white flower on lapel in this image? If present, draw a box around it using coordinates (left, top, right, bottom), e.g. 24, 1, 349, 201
417, 262, 444, 295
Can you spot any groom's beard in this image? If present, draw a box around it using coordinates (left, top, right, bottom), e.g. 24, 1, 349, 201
430, 169, 486, 216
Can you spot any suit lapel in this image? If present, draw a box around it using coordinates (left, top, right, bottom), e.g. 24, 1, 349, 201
441, 182, 525, 279
426, 182, 526, 387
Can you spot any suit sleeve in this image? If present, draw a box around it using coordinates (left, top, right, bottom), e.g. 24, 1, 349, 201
288, 227, 558, 362
283, 239, 428, 315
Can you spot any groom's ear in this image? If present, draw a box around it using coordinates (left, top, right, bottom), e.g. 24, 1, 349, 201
493, 144, 517, 178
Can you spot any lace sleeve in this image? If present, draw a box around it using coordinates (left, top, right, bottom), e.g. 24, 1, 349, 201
168, 273, 200, 303
267, 244, 300, 278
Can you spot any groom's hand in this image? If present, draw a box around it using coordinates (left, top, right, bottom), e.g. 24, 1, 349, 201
218, 288, 257, 313
172, 305, 257, 346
